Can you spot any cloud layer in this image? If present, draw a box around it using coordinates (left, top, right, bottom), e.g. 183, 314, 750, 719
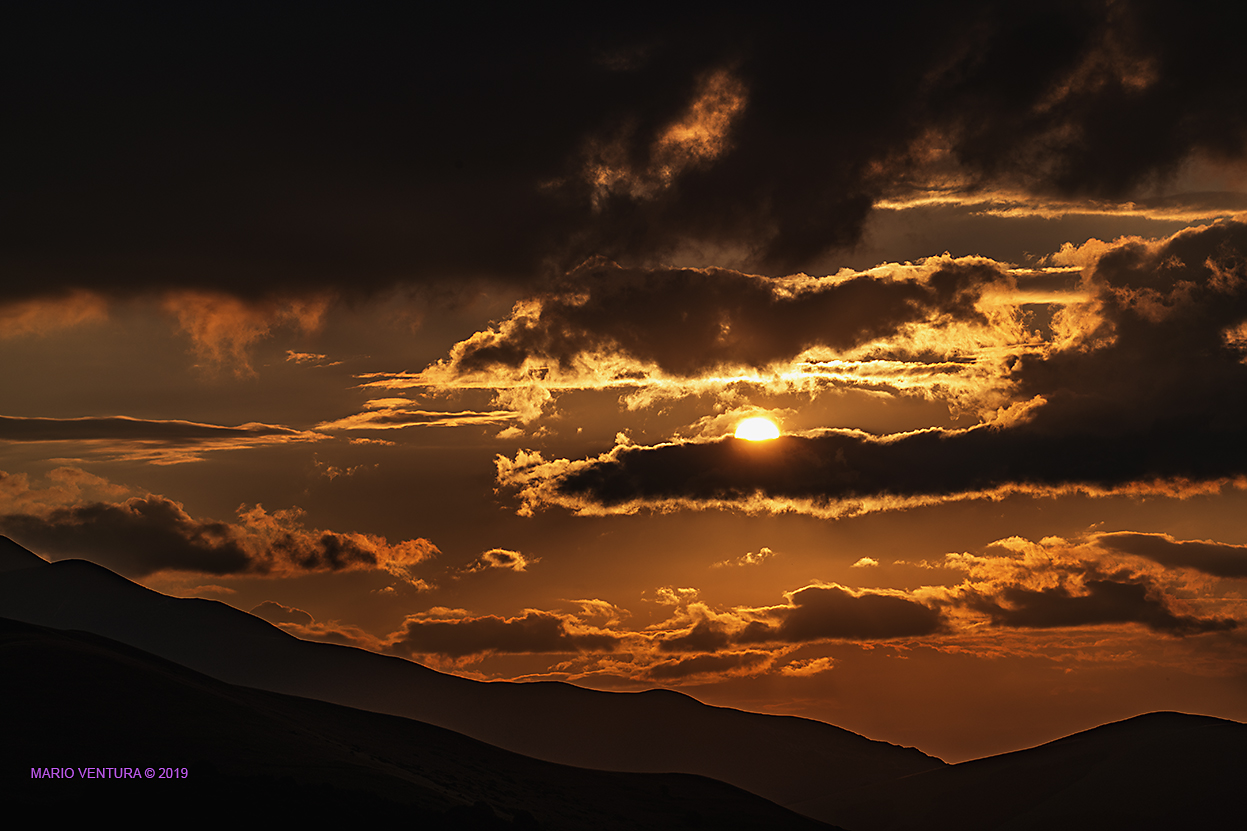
0, 469, 436, 584
495, 222, 1247, 517
7, 3, 1247, 308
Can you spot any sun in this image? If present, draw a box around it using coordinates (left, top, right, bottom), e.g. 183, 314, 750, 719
734, 417, 781, 441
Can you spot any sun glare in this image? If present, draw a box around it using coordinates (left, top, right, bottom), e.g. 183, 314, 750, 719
734, 417, 780, 441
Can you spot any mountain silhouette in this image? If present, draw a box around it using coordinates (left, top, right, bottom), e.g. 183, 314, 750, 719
810, 710, 1247, 830
2, 615, 835, 828
0, 537, 939, 823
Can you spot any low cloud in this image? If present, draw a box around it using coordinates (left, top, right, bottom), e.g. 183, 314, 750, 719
1095, 531, 1247, 579
938, 535, 1240, 637
388, 610, 619, 659
0, 473, 437, 584
645, 650, 772, 682
962, 577, 1237, 636
316, 398, 519, 432
0, 415, 321, 464
251, 600, 313, 626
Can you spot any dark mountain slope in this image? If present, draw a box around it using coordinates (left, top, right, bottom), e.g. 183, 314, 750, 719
805, 710, 1247, 831
0, 538, 941, 821
2, 615, 836, 829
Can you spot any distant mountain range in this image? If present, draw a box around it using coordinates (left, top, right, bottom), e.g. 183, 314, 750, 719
3, 535, 1243, 828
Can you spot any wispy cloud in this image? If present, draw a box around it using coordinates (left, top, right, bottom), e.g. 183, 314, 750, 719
0, 415, 323, 464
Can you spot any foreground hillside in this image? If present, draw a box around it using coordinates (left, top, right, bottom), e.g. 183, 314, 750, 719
2, 616, 834, 829
0, 535, 941, 822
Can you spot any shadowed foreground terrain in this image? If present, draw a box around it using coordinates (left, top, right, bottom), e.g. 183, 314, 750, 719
4, 536, 1244, 829
819, 709, 1247, 830
0, 536, 940, 822
2, 616, 833, 829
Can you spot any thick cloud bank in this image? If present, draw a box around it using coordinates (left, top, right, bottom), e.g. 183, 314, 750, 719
499, 222, 1247, 517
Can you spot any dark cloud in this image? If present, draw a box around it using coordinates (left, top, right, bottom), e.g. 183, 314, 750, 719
504, 222, 1247, 515
0, 415, 302, 442
250, 600, 314, 627
658, 585, 942, 655
388, 611, 619, 658
645, 651, 770, 681
0, 495, 434, 581
449, 259, 1011, 378
6, 4, 1247, 303
963, 576, 1237, 636
1096, 532, 1247, 579
740, 586, 946, 643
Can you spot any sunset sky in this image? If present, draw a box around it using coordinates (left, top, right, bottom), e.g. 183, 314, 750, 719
5, 2, 1247, 763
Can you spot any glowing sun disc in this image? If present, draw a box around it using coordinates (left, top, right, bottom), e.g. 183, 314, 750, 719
734, 417, 780, 441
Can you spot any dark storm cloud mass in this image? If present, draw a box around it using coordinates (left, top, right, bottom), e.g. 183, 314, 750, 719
0, 495, 435, 581
388, 611, 619, 658
449, 259, 1010, 378
5, 2, 1247, 304
1096, 532, 1247, 578
504, 222, 1247, 515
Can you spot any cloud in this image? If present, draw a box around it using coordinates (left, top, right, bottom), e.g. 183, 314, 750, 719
464, 548, 536, 573
11, 3, 1247, 310
938, 535, 1240, 637
419, 256, 1021, 384
1095, 532, 1247, 578
961, 577, 1237, 636
495, 223, 1247, 518
163, 291, 331, 374
0, 415, 322, 464
285, 350, 341, 366
0, 480, 437, 584
250, 600, 313, 627
739, 584, 946, 643
645, 650, 772, 682
712, 546, 776, 568
388, 610, 619, 659
0, 290, 109, 338
316, 398, 519, 432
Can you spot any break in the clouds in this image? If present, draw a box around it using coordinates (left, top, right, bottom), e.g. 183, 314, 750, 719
7, 4, 1247, 309
0, 470, 436, 584
0, 415, 321, 463
497, 222, 1247, 518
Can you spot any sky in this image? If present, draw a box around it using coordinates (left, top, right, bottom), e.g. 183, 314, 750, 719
4, 1, 1247, 763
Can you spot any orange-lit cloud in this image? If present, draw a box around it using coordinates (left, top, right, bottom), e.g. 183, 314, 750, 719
464, 548, 536, 573
0, 291, 109, 338
489, 223, 1247, 518
0, 470, 437, 584
388, 609, 620, 660
163, 291, 332, 374
0, 415, 324, 465
316, 398, 519, 432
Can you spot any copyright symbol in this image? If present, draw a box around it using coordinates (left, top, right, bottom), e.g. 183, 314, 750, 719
145, 768, 154, 779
